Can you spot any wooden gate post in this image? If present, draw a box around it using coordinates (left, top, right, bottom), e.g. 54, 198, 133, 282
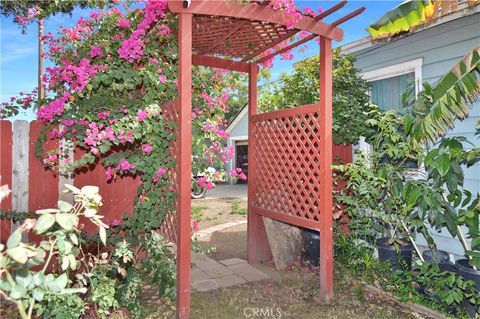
176, 12, 192, 319
247, 63, 272, 264
319, 36, 334, 303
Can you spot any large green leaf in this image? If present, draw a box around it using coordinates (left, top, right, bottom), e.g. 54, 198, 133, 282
34, 214, 55, 234
55, 213, 79, 231
6, 229, 22, 248
408, 47, 480, 143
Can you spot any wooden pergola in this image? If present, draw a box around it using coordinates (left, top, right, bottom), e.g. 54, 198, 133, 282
167, 1, 364, 317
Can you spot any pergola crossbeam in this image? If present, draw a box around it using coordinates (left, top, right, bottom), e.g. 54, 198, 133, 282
330, 7, 366, 27
192, 55, 250, 73
315, 0, 348, 20
254, 6, 366, 64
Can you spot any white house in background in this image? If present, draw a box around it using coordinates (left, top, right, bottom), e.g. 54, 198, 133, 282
341, 3, 480, 257
225, 105, 248, 184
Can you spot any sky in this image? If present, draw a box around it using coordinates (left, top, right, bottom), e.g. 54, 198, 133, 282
0, 0, 403, 120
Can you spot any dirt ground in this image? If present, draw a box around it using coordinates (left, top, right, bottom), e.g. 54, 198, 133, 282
191, 197, 247, 231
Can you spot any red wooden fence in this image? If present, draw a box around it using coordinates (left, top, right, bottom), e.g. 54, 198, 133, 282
1, 121, 13, 242
0, 119, 352, 243
0, 120, 141, 241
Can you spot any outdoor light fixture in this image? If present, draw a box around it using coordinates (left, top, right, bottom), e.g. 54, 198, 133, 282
183, 0, 191, 8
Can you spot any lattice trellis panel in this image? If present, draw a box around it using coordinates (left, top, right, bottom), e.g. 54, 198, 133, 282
192, 15, 291, 58
252, 110, 323, 222
158, 100, 178, 243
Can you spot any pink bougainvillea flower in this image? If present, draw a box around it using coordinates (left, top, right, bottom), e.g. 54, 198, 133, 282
197, 177, 214, 190
61, 119, 75, 127
89, 45, 103, 58
159, 75, 167, 84
105, 166, 114, 181
192, 220, 199, 232
141, 143, 153, 153
117, 159, 135, 171
215, 129, 229, 139
111, 219, 121, 227
37, 93, 71, 122
117, 18, 131, 29
97, 111, 110, 119
104, 127, 115, 141
136, 109, 148, 122
153, 167, 168, 183
157, 24, 171, 36
201, 123, 212, 132
118, 131, 134, 144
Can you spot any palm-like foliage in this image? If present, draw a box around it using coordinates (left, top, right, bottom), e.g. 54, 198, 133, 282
404, 46, 480, 144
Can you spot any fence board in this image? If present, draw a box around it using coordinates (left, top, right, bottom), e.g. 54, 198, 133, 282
0, 121, 13, 242
12, 121, 29, 235
333, 143, 352, 164
29, 121, 59, 211
74, 149, 140, 235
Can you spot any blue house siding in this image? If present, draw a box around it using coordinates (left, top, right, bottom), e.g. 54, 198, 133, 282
228, 112, 248, 138
348, 11, 480, 256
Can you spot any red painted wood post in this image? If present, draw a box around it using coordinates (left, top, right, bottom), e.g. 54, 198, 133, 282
319, 36, 334, 303
0, 121, 13, 242
176, 12, 192, 319
247, 63, 272, 264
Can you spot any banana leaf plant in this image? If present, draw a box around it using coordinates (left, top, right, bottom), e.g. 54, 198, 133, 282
401, 47, 480, 268
367, 0, 478, 40
404, 46, 480, 144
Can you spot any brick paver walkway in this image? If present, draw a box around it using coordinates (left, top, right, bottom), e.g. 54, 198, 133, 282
191, 253, 270, 291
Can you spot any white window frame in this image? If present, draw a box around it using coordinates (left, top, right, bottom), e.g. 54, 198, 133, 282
356, 58, 423, 155
361, 58, 423, 95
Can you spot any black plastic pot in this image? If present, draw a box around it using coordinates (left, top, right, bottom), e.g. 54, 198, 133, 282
403, 158, 419, 169
301, 229, 319, 267
376, 237, 413, 271
455, 259, 480, 317
422, 250, 455, 272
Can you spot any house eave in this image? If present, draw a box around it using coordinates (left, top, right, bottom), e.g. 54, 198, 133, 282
341, 3, 480, 55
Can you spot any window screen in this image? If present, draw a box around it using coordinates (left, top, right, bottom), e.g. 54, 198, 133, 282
370, 72, 415, 112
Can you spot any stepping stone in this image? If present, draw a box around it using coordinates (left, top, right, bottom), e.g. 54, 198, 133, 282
191, 254, 223, 271
191, 279, 219, 292
227, 263, 270, 282
191, 267, 210, 282
219, 258, 247, 266
215, 274, 247, 288
203, 266, 234, 278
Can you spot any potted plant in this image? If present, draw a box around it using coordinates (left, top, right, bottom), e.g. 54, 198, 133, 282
404, 136, 480, 316
335, 154, 421, 271
367, 109, 427, 270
